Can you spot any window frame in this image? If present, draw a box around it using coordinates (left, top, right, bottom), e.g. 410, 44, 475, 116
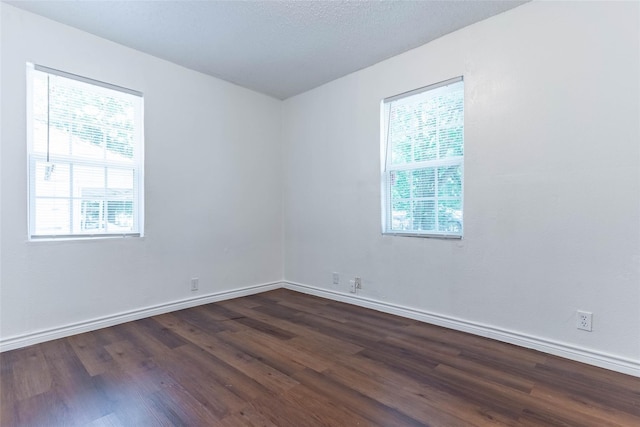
26, 63, 145, 240
380, 76, 464, 239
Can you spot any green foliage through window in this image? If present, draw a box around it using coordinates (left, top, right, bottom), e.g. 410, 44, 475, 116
382, 78, 464, 237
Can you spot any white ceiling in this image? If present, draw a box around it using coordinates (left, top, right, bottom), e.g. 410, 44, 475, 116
6, 1, 528, 99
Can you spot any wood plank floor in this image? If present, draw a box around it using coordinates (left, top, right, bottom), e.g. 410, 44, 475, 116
1, 289, 639, 426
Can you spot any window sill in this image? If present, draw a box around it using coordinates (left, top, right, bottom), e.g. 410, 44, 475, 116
382, 232, 462, 239
28, 233, 142, 242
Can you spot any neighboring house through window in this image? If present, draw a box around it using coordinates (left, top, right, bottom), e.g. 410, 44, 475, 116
27, 64, 144, 239
381, 77, 464, 238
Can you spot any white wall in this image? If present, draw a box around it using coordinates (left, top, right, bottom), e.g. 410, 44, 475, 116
2, 1, 639, 376
0, 4, 283, 342
283, 1, 640, 371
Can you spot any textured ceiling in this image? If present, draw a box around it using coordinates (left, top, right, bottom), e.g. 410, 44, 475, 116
5, 1, 528, 99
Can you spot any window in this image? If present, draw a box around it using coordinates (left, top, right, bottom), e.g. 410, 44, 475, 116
381, 77, 464, 238
27, 64, 144, 239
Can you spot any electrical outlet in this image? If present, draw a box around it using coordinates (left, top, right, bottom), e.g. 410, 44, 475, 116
354, 277, 361, 289
349, 279, 356, 293
190, 277, 199, 292
332, 272, 340, 285
576, 310, 592, 331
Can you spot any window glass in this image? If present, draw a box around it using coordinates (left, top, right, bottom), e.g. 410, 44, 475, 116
382, 78, 464, 237
27, 64, 144, 239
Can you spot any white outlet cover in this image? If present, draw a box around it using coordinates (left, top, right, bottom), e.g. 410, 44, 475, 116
576, 310, 592, 331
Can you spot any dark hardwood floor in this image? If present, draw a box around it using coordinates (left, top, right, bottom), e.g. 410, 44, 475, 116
1, 289, 639, 426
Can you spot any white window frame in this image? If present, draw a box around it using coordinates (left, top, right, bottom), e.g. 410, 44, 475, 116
27, 63, 144, 240
381, 76, 464, 238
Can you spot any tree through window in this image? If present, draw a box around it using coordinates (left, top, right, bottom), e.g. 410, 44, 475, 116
381, 77, 464, 238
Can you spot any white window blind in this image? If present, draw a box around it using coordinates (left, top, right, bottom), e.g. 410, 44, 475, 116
381, 77, 464, 238
27, 64, 144, 239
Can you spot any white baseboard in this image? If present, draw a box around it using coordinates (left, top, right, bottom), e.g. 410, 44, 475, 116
283, 281, 640, 378
3, 279, 638, 378
0, 281, 283, 352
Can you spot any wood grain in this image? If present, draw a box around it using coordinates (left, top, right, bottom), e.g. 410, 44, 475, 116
1, 289, 639, 426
